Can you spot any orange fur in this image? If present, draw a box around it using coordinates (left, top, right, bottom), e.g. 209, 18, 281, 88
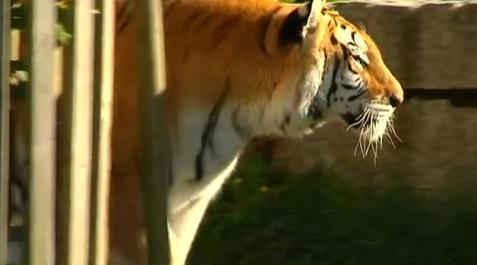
8, 0, 403, 264
110, 1, 402, 263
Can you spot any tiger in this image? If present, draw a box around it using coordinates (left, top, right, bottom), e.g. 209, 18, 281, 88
112, 0, 404, 264
9, 0, 404, 264
159, 0, 401, 263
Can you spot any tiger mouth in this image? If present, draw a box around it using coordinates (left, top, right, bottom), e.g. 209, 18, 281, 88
342, 103, 394, 129
342, 112, 379, 129
341, 113, 365, 129
342, 104, 401, 160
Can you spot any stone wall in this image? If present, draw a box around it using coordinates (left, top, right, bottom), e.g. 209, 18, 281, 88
265, 98, 477, 194
254, 1, 477, 197
337, 0, 477, 89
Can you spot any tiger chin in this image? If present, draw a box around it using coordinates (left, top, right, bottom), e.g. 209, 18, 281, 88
111, 0, 404, 264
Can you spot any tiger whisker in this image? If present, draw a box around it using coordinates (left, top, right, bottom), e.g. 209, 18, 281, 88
345, 110, 368, 132
379, 132, 384, 150
353, 139, 360, 157
364, 110, 380, 157
349, 104, 401, 161
360, 111, 373, 158
359, 123, 365, 158
372, 141, 379, 166
354, 126, 365, 157
353, 109, 372, 158
384, 131, 397, 149
388, 120, 403, 143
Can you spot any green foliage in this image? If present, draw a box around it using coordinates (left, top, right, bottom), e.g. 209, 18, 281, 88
55, 1, 73, 46
9, 0, 72, 100
189, 154, 477, 265
56, 23, 72, 46
10, 1, 72, 46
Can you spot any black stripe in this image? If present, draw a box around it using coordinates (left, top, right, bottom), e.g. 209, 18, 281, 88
348, 89, 366, 101
342, 84, 355, 90
267, 81, 277, 101
258, 6, 282, 57
116, 1, 134, 34
357, 80, 364, 90
116, 0, 131, 19
330, 34, 338, 45
340, 43, 348, 56
347, 61, 358, 74
195, 77, 231, 181
320, 52, 328, 84
232, 108, 248, 139
326, 61, 340, 107
302, 51, 328, 118
181, 10, 203, 32
209, 16, 240, 49
191, 13, 213, 33
164, 0, 180, 19
280, 114, 291, 134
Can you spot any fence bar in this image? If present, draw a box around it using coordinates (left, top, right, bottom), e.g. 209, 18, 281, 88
25, 0, 56, 264
89, 0, 114, 263
0, 0, 11, 264
59, 0, 95, 264
136, 0, 171, 264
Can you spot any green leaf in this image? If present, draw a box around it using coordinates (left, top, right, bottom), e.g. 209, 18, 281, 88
56, 23, 72, 46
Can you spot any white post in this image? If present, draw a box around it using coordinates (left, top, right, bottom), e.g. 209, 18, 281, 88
26, 0, 56, 264
137, 0, 171, 264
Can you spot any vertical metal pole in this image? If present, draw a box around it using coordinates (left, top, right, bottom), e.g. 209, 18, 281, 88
137, 0, 171, 264
0, 0, 11, 264
25, 0, 56, 264
58, 0, 95, 264
89, 0, 114, 263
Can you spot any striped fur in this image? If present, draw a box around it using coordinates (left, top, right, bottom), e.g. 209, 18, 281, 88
93, 0, 403, 265
9, 0, 404, 265
160, 1, 403, 265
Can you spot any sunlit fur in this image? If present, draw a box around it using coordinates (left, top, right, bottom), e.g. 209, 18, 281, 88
6, 1, 404, 264
313, 9, 404, 161
12, 1, 404, 265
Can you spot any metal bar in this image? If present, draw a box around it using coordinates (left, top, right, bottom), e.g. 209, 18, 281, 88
25, 0, 56, 264
0, 0, 11, 264
136, 0, 171, 264
58, 0, 95, 264
89, 0, 114, 263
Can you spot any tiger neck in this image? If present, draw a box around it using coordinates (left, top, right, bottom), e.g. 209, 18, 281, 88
315, 52, 341, 120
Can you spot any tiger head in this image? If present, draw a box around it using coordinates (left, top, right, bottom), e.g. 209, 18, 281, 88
280, 0, 403, 149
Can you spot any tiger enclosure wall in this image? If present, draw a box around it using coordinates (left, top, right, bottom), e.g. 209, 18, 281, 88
256, 0, 477, 197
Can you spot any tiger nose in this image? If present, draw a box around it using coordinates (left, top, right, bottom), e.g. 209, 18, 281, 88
389, 90, 404, 107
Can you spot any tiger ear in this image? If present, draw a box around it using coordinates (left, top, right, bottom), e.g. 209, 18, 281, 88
279, 0, 325, 45
301, 0, 325, 35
